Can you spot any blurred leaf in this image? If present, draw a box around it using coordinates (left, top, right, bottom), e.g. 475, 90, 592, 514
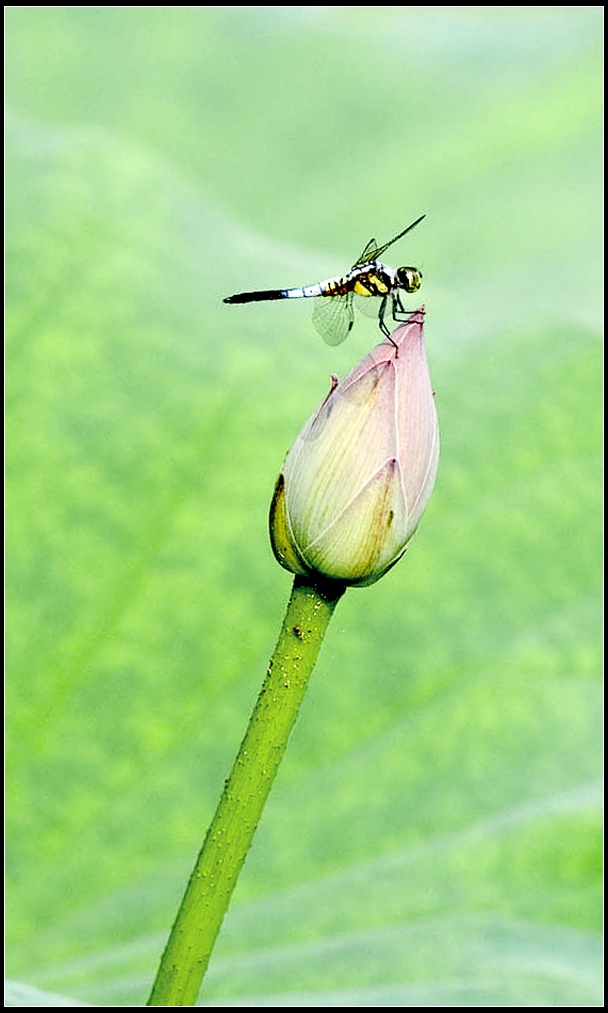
4, 980, 90, 1007
5, 7, 602, 1008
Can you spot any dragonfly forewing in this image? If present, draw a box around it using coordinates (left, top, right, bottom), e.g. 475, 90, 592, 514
352, 238, 379, 268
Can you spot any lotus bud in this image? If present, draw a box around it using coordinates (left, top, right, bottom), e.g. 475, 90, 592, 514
270, 310, 439, 588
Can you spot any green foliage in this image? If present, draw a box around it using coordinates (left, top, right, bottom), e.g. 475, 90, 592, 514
5, 7, 602, 1007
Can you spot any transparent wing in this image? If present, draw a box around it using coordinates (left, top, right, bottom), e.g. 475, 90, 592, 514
370, 214, 426, 264
312, 293, 355, 346
351, 215, 425, 268
352, 238, 378, 267
354, 292, 383, 320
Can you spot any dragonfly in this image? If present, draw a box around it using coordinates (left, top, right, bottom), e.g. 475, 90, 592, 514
223, 215, 425, 347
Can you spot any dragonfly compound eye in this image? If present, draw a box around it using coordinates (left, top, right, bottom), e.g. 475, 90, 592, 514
396, 267, 422, 292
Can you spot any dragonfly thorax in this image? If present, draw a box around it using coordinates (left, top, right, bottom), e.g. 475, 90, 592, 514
395, 266, 422, 293
350, 263, 396, 299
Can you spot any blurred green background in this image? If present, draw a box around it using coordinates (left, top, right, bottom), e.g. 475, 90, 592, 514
5, 6, 603, 1008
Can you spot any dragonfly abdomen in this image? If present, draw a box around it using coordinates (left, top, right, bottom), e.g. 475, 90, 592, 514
223, 288, 289, 304
223, 280, 335, 304
285, 276, 355, 299
223, 269, 382, 305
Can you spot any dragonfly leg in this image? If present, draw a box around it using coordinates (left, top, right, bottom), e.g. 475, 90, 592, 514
391, 293, 424, 326
378, 295, 399, 353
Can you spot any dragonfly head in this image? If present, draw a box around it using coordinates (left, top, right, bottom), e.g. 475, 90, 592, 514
396, 267, 422, 293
